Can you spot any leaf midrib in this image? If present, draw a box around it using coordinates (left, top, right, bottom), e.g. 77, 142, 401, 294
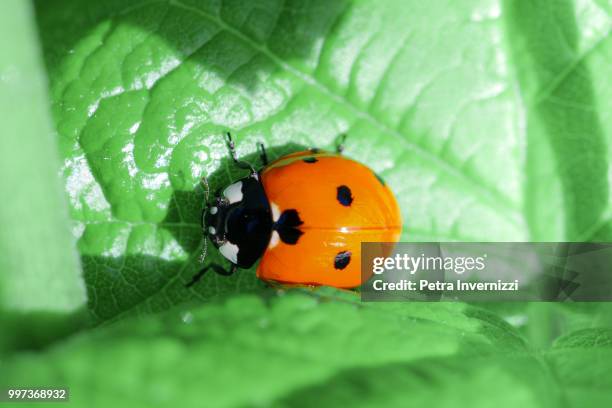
168, 0, 522, 224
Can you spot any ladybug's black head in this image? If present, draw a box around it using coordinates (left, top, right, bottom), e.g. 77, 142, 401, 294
203, 175, 273, 268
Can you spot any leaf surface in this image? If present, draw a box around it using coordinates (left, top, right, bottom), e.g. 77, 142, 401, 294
34, 0, 611, 321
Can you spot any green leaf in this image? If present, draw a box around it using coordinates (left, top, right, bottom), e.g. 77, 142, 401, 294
2, 1, 610, 404
34, 0, 612, 322
0, 0, 86, 350
546, 328, 612, 406
25, 0, 612, 399
1, 291, 533, 408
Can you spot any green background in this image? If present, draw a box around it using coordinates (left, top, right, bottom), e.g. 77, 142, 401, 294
1, 0, 611, 406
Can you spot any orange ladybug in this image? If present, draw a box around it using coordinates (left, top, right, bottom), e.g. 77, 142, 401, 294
187, 133, 402, 289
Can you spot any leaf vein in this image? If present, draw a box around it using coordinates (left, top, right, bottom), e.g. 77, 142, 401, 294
169, 0, 521, 221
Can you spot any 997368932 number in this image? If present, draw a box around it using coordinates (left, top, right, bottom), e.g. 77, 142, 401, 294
2, 388, 68, 402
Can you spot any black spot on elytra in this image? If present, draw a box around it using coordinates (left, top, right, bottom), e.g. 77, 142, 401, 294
334, 251, 351, 270
373, 171, 386, 186
276, 209, 303, 228
278, 228, 303, 245
273, 209, 304, 245
336, 185, 353, 206
303, 157, 318, 163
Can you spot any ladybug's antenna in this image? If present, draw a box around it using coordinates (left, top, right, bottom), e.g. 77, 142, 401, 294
199, 237, 208, 264
198, 174, 211, 266
200, 174, 210, 202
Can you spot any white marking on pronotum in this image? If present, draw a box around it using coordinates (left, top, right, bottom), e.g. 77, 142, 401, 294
208, 226, 216, 235
271, 202, 280, 222
223, 181, 243, 204
268, 231, 280, 249
209, 206, 218, 215
219, 241, 239, 264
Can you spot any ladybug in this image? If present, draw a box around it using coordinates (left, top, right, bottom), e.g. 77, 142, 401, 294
186, 133, 402, 288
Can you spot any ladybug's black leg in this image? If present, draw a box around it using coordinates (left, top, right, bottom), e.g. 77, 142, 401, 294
185, 268, 206, 288
335, 134, 348, 154
185, 263, 237, 288
258, 142, 269, 166
226, 132, 257, 176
